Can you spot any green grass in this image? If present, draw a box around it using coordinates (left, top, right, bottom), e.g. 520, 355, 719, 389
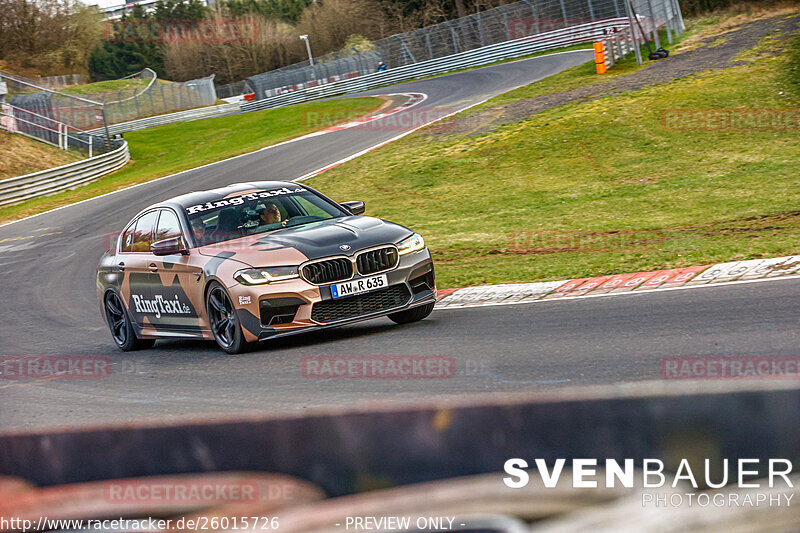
60, 78, 151, 95
0, 97, 382, 224
786, 24, 800, 96
468, 28, 682, 111
307, 30, 800, 288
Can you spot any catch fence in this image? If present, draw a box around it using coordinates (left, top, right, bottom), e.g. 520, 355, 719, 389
219, 0, 682, 102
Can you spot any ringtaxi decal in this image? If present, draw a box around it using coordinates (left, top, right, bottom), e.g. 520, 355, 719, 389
186, 187, 307, 214
131, 294, 192, 318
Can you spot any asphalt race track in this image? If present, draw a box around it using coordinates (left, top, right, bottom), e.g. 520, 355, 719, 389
1, 50, 798, 430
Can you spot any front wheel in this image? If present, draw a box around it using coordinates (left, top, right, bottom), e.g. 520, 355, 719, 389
104, 291, 155, 351
388, 302, 435, 324
206, 282, 251, 354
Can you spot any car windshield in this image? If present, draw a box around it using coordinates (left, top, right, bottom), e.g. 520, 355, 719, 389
185, 186, 345, 246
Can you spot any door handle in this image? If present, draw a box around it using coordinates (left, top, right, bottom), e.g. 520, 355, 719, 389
148, 263, 158, 272
117, 262, 125, 271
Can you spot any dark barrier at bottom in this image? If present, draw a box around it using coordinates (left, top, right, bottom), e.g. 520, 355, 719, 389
1, 381, 799, 496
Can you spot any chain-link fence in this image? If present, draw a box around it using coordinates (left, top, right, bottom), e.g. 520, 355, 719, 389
34, 73, 88, 90
1, 102, 106, 156
88, 70, 219, 125
1, 68, 220, 153
229, 0, 680, 101
1, 71, 113, 153
215, 80, 254, 100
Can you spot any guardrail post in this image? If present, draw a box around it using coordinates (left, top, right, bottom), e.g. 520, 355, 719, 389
559, 0, 569, 27
425, 31, 435, 60
587, 0, 596, 21
101, 105, 111, 148
673, 0, 685, 33
89, 134, 93, 158
449, 24, 460, 54
645, 0, 661, 48
522, 0, 541, 34
661, 0, 673, 44
624, 0, 643, 65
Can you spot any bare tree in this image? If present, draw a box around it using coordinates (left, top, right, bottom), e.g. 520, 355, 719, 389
0, 0, 103, 75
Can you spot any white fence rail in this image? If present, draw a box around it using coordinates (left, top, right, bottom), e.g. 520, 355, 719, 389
0, 141, 129, 208
1, 102, 108, 157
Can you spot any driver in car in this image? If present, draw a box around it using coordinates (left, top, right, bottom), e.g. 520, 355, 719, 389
191, 218, 211, 245
259, 203, 287, 227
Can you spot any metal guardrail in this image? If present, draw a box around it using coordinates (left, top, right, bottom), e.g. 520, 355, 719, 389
90, 102, 241, 135
242, 19, 629, 112
1, 102, 109, 157
0, 140, 129, 208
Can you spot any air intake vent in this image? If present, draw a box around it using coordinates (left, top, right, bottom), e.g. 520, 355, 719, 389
311, 285, 411, 323
356, 246, 398, 276
301, 258, 353, 285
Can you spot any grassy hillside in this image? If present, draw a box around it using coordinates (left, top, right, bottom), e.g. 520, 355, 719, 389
0, 132, 79, 180
307, 13, 800, 288
0, 97, 383, 223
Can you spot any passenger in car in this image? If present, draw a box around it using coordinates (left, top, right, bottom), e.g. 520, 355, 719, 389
259, 203, 287, 227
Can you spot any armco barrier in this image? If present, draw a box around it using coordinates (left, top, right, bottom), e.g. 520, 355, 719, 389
91, 102, 241, 136
0, 140, 129, 208
243, 19, 630, 112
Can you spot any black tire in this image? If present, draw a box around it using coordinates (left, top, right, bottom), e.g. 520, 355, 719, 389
104, 291, 155, 351
388, 302, 435, 324
206, 282, 251, 354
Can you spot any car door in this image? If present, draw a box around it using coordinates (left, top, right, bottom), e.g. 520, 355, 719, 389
117, 209, 159, 328
147, 209, 204, 333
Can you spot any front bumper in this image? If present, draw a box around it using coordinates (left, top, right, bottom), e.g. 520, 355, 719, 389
229, 248, 436, 343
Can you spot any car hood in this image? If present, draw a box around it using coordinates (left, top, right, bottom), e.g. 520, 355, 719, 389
198, 216, 414, 267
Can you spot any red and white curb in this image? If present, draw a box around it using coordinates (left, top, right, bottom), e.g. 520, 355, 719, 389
435, 255, 800, 309
312, 93, 428, 134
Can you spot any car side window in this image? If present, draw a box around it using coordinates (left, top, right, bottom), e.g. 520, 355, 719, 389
155, 209, 184, 245
120, 223, 135, 253
131, 210, 158, 253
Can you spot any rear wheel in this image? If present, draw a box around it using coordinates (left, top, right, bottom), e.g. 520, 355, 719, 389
388, 302, 435, 324
104, 291, 155, 351
206, 282, 251, 354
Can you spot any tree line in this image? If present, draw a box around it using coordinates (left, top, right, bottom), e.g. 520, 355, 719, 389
3, 0, 780, 86
1, 0, 525, 84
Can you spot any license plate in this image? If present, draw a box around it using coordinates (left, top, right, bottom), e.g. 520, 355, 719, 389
331, 274, 388, 298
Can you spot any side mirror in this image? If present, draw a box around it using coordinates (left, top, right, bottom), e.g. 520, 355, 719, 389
341, 201, 365, 215
151, 237, 188, 256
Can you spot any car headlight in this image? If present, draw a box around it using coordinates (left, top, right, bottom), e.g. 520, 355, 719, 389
234, 266, 299, 285
396, 233, 425, 256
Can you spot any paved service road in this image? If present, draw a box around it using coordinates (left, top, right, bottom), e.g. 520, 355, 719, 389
1, 50, 797, 430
